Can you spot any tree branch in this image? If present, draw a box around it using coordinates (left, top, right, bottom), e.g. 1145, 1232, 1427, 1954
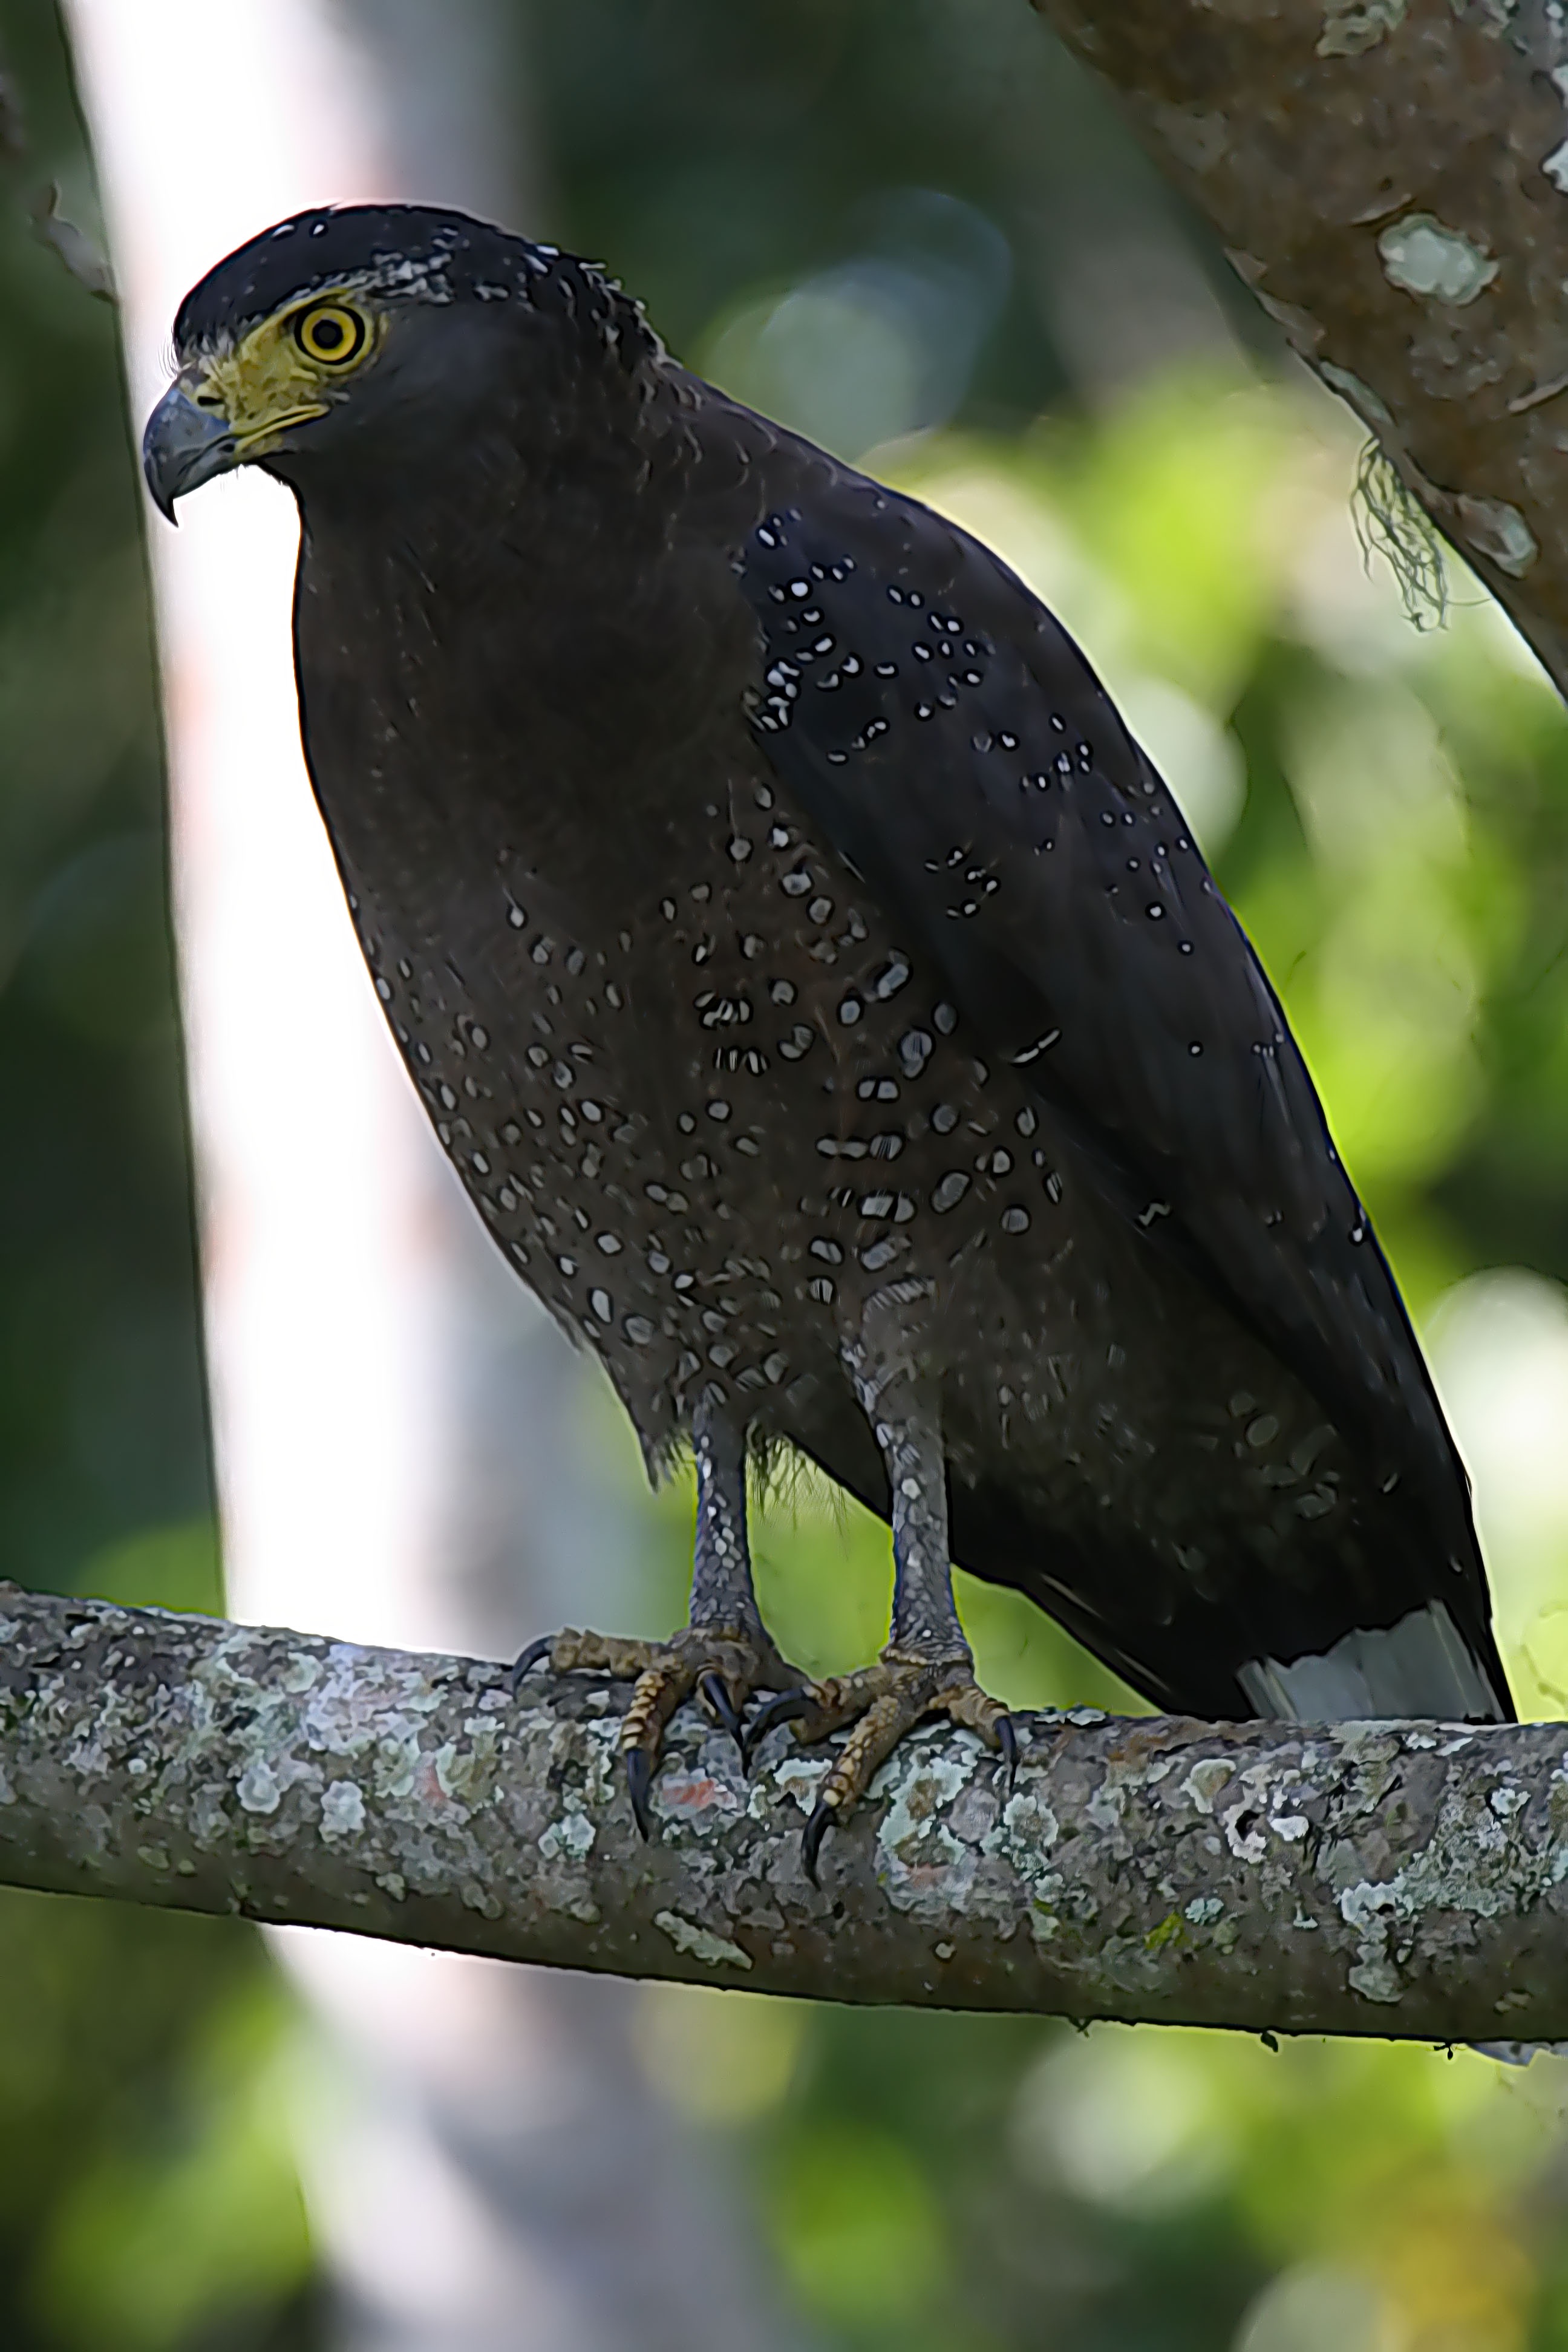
3, 1582, 1567, 2040
1032, 0, 1568, 697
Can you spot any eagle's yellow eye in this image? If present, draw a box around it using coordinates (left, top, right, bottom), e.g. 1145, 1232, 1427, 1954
291, 301, 367, 367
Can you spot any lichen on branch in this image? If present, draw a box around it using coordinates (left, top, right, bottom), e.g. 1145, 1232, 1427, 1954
0, 1583, 1566, 2040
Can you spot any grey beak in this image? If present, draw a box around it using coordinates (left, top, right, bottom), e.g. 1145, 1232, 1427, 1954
142, 384, 238, 522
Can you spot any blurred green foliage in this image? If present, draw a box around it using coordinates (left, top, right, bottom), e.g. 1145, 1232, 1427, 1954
4, 1, 1568, 2349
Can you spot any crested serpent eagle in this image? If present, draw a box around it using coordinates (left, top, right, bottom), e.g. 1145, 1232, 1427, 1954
143, 205, 1512, 1872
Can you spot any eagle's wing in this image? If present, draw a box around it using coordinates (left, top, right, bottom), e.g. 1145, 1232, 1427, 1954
734, 464, 1477, 1578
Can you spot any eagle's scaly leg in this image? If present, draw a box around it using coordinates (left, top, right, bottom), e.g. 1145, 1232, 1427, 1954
746, 1332, 1018, 1880
511, 1397, 801, 1835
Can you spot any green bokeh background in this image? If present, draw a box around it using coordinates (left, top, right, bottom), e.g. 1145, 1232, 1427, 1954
4, 2, 1568, 2347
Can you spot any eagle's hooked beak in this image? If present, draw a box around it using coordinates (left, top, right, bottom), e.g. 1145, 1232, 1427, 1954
142, 382, 239, 523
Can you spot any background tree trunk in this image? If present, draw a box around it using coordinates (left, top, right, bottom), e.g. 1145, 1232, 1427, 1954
58, 5, 810, 2345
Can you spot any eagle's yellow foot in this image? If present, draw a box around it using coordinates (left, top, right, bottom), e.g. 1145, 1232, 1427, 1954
511, 1622, 803, 1837
743, 1647, 1020, 1881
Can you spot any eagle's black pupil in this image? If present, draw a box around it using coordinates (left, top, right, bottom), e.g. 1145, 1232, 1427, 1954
312, 315, 345, 350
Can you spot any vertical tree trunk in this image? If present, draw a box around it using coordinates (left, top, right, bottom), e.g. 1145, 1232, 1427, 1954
60, 4, 809, 2344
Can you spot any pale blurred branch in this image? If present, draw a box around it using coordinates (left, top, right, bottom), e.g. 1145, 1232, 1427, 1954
1031, 0, 1568, 698
2, 1581, 1566, 2042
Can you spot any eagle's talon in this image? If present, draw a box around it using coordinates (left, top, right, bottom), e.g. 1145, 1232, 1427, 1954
513, 1622, 802, 1832
756, 1651, 1013, 1840
699, 1668, 743, 1746
624, 1745, 655, 1841
802, 1795, 838, 1886
742, 1688, 818, 1771
508, 1633, 554, 1696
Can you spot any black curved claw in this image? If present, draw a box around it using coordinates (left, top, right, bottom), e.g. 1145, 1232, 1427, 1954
802, 1797, 837, 1886
625, 1746, 655, 1841
509, 1635, 555, 1696
996, 1711, 1020, 1792
699, 1670, 742, 1746
741, 1690, 818, 1772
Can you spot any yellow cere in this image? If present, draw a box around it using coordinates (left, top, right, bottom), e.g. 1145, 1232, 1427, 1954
189, 288, 381, 457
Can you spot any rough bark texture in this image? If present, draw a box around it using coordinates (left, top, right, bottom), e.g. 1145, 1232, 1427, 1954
4, 1582, 1568, 2040
1032, 0, 1568, 696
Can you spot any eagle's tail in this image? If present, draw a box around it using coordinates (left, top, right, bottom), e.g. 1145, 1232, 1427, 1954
1236, 1598, 1513, 1725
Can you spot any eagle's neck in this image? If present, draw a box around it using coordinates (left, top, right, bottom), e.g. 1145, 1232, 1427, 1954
287, 382, 771, 895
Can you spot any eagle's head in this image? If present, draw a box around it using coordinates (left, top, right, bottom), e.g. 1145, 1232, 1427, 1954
142, 203, 659, 519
